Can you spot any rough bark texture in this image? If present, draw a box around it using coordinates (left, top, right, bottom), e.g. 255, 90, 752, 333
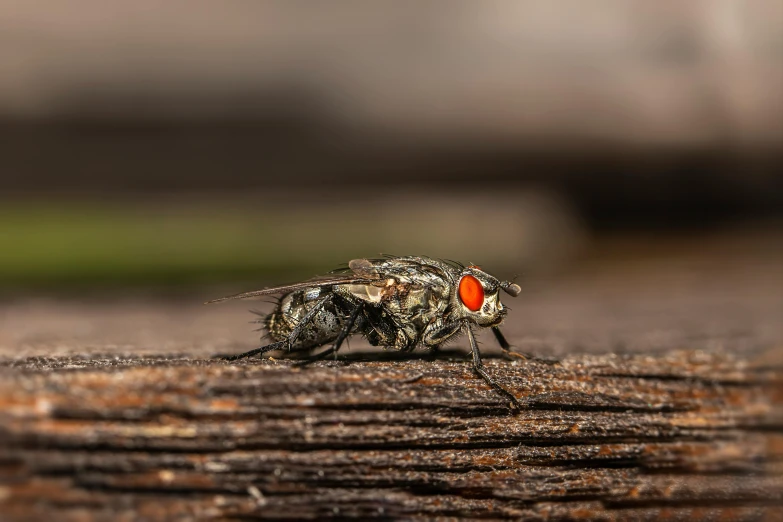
1, 348, 781, 521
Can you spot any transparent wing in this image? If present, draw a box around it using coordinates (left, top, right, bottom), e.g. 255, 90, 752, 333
205, 275, 379, 304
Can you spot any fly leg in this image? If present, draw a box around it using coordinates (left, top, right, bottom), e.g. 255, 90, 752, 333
295, 304, 363, 366
220, 295, 332, 361
492, 327, 534, 361
421, 319, 462, 347
492, 326, 559, 365
220, 341, 288, 362
466, 324, 522, 411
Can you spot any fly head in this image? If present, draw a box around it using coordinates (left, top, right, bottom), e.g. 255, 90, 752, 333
453, 266, 520, 327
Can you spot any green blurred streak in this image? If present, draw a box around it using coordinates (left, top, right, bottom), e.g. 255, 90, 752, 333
0, 202, 327, 288
0, 197, 541, 290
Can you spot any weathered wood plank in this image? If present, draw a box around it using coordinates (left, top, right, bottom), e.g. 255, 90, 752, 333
1, 350, 780, 520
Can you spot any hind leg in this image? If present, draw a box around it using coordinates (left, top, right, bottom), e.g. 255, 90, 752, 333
295, 304, 363, 366
219, 295, 332, 361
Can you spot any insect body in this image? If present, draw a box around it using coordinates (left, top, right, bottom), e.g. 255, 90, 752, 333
208, 256, 524, 409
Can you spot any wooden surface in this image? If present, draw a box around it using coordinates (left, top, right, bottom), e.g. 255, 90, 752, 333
1, 348, 781, 521
1, 254, 781, 520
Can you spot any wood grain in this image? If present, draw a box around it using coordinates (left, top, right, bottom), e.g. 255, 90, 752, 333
1, 349, 780, 521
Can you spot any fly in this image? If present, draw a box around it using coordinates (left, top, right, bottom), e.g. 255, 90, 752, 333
207, 256, 525, 410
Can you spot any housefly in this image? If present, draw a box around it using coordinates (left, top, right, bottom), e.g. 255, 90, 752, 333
207, 256, 524, 409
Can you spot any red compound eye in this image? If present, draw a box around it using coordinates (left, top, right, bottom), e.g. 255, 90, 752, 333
458, 275, 484, 311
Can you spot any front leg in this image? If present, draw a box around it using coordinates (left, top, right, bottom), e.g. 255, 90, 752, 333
466, 324, 522, 411
492, 326, 534, 360
492, 326, 559, 365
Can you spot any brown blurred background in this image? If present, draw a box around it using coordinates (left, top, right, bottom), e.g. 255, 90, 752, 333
0, 1, 780, 329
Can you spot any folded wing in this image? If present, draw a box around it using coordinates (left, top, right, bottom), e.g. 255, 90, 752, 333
205, 275, 378, 304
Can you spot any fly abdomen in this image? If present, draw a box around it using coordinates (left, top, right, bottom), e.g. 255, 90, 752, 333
264, 308, 290, 344
265, 287, 346, 352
